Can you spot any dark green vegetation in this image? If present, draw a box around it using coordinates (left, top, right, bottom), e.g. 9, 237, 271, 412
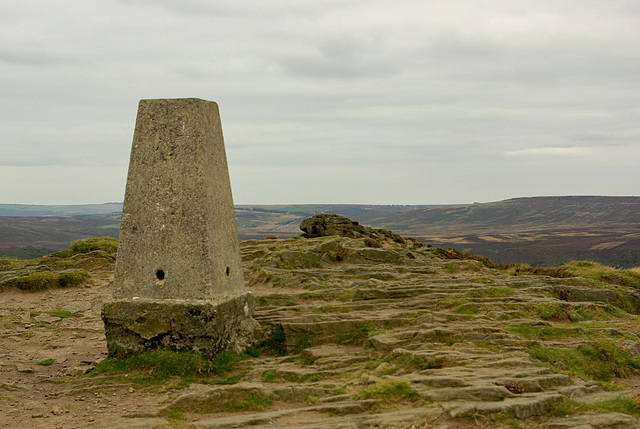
90, 349, 258, 386
13, 270, 89, 291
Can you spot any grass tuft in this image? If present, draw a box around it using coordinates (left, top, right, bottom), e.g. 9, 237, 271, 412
90, 349, 254, 385
14, 269, 89, 291
528, 341, 640, 381
354, 379, 420, 402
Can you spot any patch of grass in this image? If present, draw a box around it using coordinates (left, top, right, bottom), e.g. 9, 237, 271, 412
354, 379, 420, 403
166, 411, 186, 420
14, 269, 89, 291
506, 324, 588, 341
18, 333, 35, 339
443, 263, 458, 274
337, 290, 355, 302
225, 396, 273, 412
387, 352, 446, 370
528, 341, 640, 382
452, 304, 479, 314
258, 325, 287, 356
261, 369, 278, 382
508, 261, 640, 289
437, 297, 467, 308
353, 323, 376, 343
260, 370, 325, 383
591, 395, 640, 417
548, 395, 640, 419
614, 294, 635, 314
47, 310, 74, 319
70, 237, 118, 255
534, 303, 598, 322
90, 349, 254, 385
37, 359, 54, 366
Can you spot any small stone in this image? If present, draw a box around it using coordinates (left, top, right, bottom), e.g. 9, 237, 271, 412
34, 313, 62, 324
16, 364, 34, 373
88, 416, 95, 422
128, 387, 134, 393
65, 364, 93, 377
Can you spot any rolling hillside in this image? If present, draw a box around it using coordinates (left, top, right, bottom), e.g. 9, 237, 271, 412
0, 197, 638, 267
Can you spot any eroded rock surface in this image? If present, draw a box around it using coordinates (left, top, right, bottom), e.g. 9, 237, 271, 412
2, 224, 640, 428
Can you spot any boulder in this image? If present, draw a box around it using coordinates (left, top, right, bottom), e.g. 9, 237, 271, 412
300, 214, 366, 238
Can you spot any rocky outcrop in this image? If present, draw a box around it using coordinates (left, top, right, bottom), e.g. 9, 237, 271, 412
300, 214, 366, 238
4, 222, 640, 429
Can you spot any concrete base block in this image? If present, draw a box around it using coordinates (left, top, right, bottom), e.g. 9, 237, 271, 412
101, 292, 256, 358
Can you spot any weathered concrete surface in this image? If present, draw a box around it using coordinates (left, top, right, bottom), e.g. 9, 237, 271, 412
102, 292, 255, 358
103, 98, 254, 357
114, 98, 244, 301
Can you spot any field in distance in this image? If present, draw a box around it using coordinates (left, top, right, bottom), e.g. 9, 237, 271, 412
1, 196, 639, 267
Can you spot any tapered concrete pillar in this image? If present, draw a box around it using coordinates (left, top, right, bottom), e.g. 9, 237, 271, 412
102, 98, 255, 358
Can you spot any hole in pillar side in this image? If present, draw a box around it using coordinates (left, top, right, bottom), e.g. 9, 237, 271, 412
156, 269, 165, 284
225, 266, 230, 276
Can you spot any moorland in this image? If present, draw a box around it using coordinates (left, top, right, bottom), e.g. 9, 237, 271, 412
1, 196, 639, 268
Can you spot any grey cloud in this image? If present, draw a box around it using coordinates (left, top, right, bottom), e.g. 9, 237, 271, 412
1, 0, 639, 204
0, 48, 67, 66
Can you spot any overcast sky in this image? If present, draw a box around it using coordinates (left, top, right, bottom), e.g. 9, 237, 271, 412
1, 0, 638, 205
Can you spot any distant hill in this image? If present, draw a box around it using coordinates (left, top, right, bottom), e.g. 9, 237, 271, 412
0, 203, 123, 217
356, 196, 640, 230
355, 196, 640, 268
0, 197, 638, 267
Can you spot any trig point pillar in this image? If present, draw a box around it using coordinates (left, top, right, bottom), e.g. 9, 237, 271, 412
102, 98, 255, 358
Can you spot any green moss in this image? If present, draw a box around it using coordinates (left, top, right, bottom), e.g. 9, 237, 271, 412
47, 310, 74, 319
90, 349, 254, 385
387, 352, 446, 370
354, 379, 420, 402
166, 411, 187, 420
452, 304, 479, 314
225, 396, 273, 412
261, 369, 278, 382
37, 359, 54, 366
437, 297, 467, 308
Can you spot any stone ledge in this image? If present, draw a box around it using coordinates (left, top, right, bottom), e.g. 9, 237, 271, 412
102, 291, 256, 358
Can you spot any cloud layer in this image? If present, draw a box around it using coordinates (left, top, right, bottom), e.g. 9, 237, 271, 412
1, 0, 638, 204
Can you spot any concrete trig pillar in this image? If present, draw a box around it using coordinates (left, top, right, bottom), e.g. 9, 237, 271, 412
102, 98, 255, 358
